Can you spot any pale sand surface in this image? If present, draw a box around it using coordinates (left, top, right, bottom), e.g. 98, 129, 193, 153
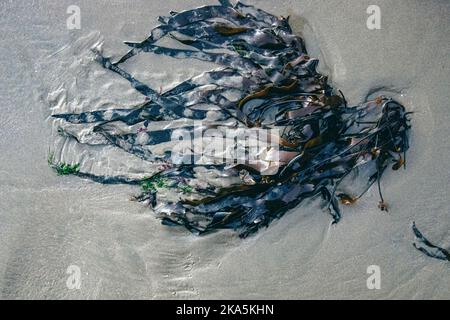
0, 0, 449, 299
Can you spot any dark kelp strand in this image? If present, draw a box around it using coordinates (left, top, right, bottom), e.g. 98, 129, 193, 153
412, 222, 450, 261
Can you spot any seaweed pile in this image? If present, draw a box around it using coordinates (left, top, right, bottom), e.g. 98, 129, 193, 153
51, 1, 412, 238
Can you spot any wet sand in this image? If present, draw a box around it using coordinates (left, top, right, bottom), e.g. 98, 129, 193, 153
0, 0, 449, 299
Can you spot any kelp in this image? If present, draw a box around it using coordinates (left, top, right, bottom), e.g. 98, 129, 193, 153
51, 1, 412, 238
412, 222, 450, 261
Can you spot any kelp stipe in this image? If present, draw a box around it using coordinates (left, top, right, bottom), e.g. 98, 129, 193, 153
51, 1, 412, 238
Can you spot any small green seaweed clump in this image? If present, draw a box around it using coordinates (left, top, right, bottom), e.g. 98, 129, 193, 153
179, 184, 193, 194
48, 152, 80, 176
140, 176, 193, 195
140, 175, 170, 192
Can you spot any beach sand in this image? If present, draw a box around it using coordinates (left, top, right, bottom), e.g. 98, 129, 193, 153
0, 0, 449, 299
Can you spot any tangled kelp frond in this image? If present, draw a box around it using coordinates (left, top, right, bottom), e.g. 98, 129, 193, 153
51, 1, 411, 238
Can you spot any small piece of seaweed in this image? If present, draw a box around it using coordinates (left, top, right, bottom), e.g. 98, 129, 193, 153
412, 222, 450, 261
140, 175, 170, 192
48, 152, 80, 176
179, 184, 194, 194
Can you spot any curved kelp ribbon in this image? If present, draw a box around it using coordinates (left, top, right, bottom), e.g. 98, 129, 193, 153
412, 222, 450, 261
